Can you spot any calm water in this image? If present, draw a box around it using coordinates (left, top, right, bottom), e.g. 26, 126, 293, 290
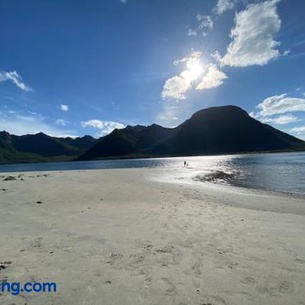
0, 152, 305, 195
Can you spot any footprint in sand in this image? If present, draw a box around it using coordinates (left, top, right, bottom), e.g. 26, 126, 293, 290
241, 276, 257, 285
155, 245, 174, 254
130, 253, 145, 264
201, 294, 227, 305
277, 280, 294, 294
106, 253, 123, 265
295, 258, 305, 264
257, 280, 294, 296
161, 278, 178, 296
192, 262, 202, 276
144, 277, 152, 287
31, 237, 43, 248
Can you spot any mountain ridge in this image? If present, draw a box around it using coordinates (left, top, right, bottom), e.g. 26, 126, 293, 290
0, 132, 96, 163
77, 105, 305, 160
1, 105, 305, 164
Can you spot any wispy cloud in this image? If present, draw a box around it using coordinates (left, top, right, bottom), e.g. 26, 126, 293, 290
15, 115, 35, 122
55, 119, 70, 126
214, 0, 237, 15
259, 114, 299, 125
4, 95, 15, 101
290, 126, 305, 134
197, 14, 213, 36
197, 15, 213, 30
214, 0, 282, 67
250, 94, 305, 137
81, 119, 125, 136
289, 125, 305, 140
0, 71, 33, 91
156, 100, 191, 128
59, 104, 69, 112
186, 15, 213, 37
257, 94, 305, 116
186, 27, 197, 37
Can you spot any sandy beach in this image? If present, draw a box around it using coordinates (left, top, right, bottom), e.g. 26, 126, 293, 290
0, 168, 305, 305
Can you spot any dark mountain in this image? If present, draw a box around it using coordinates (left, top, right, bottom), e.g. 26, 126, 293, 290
78, 124, 175, 160
151, 106, 305, 155
1, 105, 305, 163
10, 132, 78, 157
77, 105, 305, 160
0, 131, 97, 163
59, 135, 96, 150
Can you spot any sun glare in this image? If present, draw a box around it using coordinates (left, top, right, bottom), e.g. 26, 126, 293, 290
181, 59, 203, 82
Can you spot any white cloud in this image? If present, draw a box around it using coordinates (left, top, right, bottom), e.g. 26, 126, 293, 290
214, 0, 237, 15
120, 0, 127, 3
81, 119, 125, 136
250, 94, 305, 136
59, 104, 69, 112
216, 0, 281, 67
260, 114, 299, 125
257, 94, 305, 116
0, 71, 32, 91
161, 75, 192, 100
196, 64, 227, 90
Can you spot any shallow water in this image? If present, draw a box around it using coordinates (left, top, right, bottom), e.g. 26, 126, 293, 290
0, 152, 305, 195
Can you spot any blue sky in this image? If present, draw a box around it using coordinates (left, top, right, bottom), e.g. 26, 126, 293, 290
1, 0, 305, 139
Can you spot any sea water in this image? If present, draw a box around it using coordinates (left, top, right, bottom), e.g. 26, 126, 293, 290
0, 152, 304, 195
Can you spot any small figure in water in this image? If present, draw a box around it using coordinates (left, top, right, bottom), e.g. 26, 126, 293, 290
184, 161, 186, 166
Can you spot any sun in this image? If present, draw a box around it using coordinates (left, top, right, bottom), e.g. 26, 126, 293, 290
181, 58, 204, 82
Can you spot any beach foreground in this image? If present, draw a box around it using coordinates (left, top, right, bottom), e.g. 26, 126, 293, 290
0, 168, 305, 305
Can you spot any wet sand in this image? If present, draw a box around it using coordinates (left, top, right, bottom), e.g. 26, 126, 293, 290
0, 168, 305, 305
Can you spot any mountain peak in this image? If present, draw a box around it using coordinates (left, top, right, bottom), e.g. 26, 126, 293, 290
191, 105, 248, 119
78, 105, 305, 160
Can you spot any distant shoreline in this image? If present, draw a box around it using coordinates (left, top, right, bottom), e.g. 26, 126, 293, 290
1, 147, 305, 166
